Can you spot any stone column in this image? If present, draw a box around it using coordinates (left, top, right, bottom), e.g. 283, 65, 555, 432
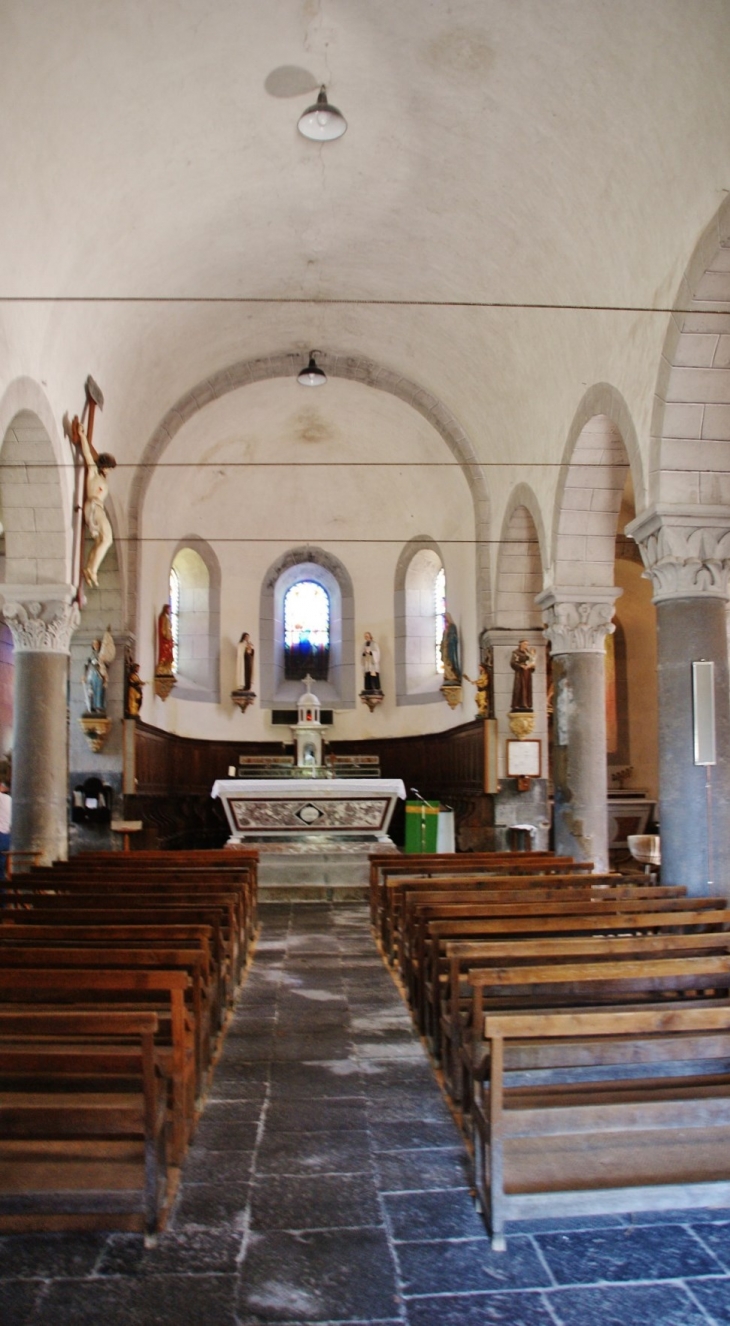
1, 589, 80, 868
536, 589, 621, 872
625, 507, 730, 896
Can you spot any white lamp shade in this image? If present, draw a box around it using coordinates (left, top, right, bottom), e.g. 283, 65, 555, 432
297, 354, 327, 386
297, 87, 347, 142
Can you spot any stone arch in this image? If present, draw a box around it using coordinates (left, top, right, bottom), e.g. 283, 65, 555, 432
550, 387, 640, 589
259, 545, 355, 709
651, 195, 730, 508
127, 351, 491, 633
495, 486, 546, 630
393, 535, 447, 706
0, 390, 69, 586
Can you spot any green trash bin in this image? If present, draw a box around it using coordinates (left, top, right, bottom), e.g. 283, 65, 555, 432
405, 800, 440, 853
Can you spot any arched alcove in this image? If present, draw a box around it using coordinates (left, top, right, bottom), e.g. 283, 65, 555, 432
393, 537, 446, 706
259, 546, 355, 709
169, 537, 221, 703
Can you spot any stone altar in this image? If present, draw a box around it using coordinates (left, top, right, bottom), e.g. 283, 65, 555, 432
211, 777, 406, 842
211, 777, 406, 899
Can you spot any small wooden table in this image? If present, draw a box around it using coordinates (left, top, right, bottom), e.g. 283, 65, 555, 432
111, 819, 143, 852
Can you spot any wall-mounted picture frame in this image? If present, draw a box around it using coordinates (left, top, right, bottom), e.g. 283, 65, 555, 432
506, 738, 541, 779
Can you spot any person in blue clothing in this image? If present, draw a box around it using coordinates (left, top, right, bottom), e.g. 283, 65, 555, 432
0, 779, 11, 881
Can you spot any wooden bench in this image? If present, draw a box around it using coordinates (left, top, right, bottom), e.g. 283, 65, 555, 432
400, 881, 683, 1004
383, 871, 625, 966
0, 922, 223, 1040
369, 852, 578, 930
429, 896, 726, 1060
0, 1009, 168, 1241
37, 859, 258, 946
474, 1005, 730, 1249
44, 849, 260, 935
0, 968, 194, 1163
457, 942, 730, 1110
0, 945, 212, 1101
3, 891, 242, 996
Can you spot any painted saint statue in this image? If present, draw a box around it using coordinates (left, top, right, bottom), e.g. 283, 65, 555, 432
236, 633, 255, 692
361, 632, 382, 694
510, 639, 536, 712
157, 604, 175, 675
83, 627, 115, 715
440, 612, 461, 683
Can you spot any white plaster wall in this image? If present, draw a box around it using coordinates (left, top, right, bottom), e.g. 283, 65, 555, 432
138, 379, 477, 740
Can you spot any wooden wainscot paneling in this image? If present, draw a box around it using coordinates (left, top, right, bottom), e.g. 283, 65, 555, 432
132, 720, 493, 850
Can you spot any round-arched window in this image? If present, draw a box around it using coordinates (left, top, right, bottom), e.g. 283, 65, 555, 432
284, 580, 330, 681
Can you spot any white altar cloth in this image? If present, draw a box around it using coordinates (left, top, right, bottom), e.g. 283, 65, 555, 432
211, 778, 406, 840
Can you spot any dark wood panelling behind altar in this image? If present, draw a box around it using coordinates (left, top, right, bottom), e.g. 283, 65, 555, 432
131, 720, 494, 850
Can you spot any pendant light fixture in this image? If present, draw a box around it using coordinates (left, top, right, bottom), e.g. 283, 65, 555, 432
297, 86, 347, 142
297, 351, 327, 387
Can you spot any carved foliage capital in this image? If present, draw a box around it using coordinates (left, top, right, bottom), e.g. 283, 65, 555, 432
627, 515, 730, 604
539, 596, 616, 655
2, 598, 80, 654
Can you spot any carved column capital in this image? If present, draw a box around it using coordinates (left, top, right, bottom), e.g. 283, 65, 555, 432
536, 587, 622, 655
1, 585, 80, 655
625, 505, 730, 604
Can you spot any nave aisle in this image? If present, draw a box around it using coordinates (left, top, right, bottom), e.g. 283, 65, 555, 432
3, 904, 730, 1325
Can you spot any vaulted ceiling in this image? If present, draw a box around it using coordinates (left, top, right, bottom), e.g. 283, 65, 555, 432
3, 0, 730, 558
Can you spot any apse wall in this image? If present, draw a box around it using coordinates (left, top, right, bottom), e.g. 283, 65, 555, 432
136, 378, 478, 741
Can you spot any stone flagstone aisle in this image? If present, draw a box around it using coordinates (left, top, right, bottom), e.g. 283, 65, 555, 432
4, 902, 730, 1324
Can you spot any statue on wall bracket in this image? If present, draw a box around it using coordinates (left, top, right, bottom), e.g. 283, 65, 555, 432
125, 651, 146, 718
360, 632, 384, 712
463, 662, 489, 718
232, 631, 256, 714
440, 612, 462, 708
154, 604, 176, 700
508, 639, 536, 738
79, 625, 115, 752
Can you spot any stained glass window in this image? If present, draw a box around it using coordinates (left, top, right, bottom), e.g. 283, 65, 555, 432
284, 580, 330, 681
434, 566, 446, 673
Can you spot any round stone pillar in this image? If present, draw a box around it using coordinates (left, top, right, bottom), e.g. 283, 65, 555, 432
655, 597, 730, 893
537, 590, 620, 872
626, 506, 730, 897
2, 592, 79, 868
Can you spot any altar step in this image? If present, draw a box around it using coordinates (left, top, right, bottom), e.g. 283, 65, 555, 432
254, 838, 398, 902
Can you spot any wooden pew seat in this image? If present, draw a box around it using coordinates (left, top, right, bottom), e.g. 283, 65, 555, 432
473, 1006, 730, 1249
0, 1011, 168, 1241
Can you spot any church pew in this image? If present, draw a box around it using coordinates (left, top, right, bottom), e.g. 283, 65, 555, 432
79, 848, 260, 921
38, 856, 259, 941
473, 1006, 730, 1249
399, 878, 677, 978
0, 969, 194, 1163
2, 907, 233, 1007
431, 896, 726, 1082
20, 873, 251, 966
0, 947, 212, 1100
402, 883, 689, 1027
0, 923, 222, 1038
368, 851, 576, 928
383, 871, 621, 965
455, 939, 730, 1109
0, 1009, 168, 1240
3, 887, 244, 990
